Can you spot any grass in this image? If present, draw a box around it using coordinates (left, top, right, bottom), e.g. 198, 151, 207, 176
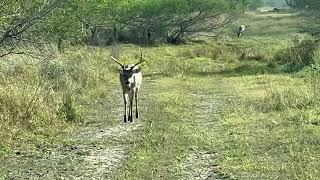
216, 75, 320, 179
0, 48, 118, 157
1, 9, 320, 179
115, 76, 231, 179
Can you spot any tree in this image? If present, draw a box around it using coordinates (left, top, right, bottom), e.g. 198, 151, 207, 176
125, 0, 238, 44
37, 1, 83, 51
167, 0, 235, 44
0, 0, 66, 58
285, 0, 320, 8
248, 0, 265, 10
266, 0, 288, 7
286, 0, 320, 36
0, 0, 245, 51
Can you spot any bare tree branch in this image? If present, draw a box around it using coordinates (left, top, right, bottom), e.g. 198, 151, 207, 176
0, 0, 66, 58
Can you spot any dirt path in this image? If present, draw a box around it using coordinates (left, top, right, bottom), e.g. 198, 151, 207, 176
1, 77, 233, 179
70, 122, 143, 179
0, 86, 144, 179
180, 81, 234, 180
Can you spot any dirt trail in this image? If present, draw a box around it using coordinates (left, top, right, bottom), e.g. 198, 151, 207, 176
0, 86, 144, 179
182, 85, 233, 180
72, 122, 143, 179
1, 119, 142, 179
1, 78, 233, 179
73, 125, 141, 179
183, 151, 232, 180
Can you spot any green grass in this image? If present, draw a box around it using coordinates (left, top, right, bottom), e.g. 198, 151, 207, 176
114, 77, 231, 179
1, 9, 320, 179
216, 75, 320, 179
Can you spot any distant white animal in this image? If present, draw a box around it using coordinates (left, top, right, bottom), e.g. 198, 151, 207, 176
237, 25, 246, 38
111, 54, 145, 123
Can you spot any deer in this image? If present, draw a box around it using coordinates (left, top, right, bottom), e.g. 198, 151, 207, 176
111, 53, 146, 123
237, 25, 246, 38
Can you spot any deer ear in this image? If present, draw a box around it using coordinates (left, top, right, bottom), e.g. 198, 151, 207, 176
132, 67, 141, 73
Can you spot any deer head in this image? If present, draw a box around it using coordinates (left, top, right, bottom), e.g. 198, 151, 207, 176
111, 52, 146, 85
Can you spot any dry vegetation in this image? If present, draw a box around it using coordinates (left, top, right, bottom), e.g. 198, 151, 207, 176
1, 10, 320, 179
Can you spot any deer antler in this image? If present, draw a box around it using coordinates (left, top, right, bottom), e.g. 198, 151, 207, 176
111, 56, 124, 69
132, 50, 146, 69
132, 59, 145, 68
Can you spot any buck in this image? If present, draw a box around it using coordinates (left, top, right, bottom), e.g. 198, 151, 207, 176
111, 54, 145, 123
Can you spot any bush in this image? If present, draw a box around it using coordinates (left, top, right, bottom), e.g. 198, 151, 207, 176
40, 60, 69, 91
263, 88, 312, 111
58, 93, 83, 123
0, 82, 63, 148
274, 39, 319, 66
39, 58, 90, 92
249, 0, 265, 10
0, 52, 92, 150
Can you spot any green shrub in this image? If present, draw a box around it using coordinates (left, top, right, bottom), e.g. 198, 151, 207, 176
0, 52, 92, 151
230, 61, 277, 75
0, 83, 63, 148
263, 88, 312, 111
58, 93, 83, 123
274, 39, 319, 66
40, 60, 67, 80
40, 60, 69, 91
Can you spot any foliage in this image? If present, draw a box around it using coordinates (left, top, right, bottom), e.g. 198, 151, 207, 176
263, 87, 312, 111
265, 0, 288, 7
2, 6, 320, 180
36, 3, 83, 50
0, 0, 245, 49
274, 39, 319, 66
58, 93, 83, 123
285, 0, 320, 8
0, 0, 66, 57
248, 0, 265, 10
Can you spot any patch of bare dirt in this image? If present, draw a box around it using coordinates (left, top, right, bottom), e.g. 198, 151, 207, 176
79, 146, 126, 179
73, 122, 142, 179
183, 151, 232, 180
74, 123, 142, 141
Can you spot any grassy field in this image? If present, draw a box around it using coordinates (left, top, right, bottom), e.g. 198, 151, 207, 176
1, 10, 320, 179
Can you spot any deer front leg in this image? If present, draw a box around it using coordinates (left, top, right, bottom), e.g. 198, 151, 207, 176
123, 92, 129, 123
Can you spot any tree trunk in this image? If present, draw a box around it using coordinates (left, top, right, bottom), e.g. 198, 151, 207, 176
57, 37, 63, 52
167, 28, 184, 44
89, 26, 98, 45
113, 26, 118, 43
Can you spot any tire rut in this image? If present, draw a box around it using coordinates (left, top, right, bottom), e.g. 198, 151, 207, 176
1, 87, 144, 179
182, 79, 234, 180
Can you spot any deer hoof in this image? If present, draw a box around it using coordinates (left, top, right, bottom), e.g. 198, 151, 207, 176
128, 116, 133, 123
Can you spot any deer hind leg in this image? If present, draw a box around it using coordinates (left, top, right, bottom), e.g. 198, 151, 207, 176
129, 91, 134, 122
135, 88, 139, 119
